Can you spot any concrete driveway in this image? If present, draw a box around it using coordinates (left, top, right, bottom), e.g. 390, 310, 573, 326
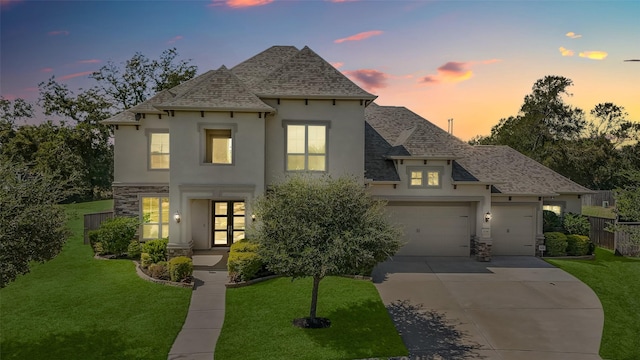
372, 256, 604, 360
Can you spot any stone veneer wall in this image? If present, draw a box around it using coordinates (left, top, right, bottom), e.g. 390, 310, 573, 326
535, 235, 545, 257
474, 237, 492, 262
112, 185, 170, 217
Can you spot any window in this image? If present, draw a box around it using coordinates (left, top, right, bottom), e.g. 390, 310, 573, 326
286, 124, 326, 171
206, 129, 232, 164
141, 197, 169, 240
543, 204, 563, 216
407, 167, 442, 188
149, 133, 169, 169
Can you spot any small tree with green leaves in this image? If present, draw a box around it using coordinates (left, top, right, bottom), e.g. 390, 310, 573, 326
252, 175, 402, 328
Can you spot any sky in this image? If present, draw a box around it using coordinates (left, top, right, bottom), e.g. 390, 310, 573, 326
1, 0, 639, 141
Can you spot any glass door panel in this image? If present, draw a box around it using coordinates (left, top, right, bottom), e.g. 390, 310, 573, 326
212, 201, 245, 246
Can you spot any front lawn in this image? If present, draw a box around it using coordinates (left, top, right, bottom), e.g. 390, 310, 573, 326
582, 205, 617, 219
546, 248, 640, 360
0, 200, 192, 360
215, 276, 408, 360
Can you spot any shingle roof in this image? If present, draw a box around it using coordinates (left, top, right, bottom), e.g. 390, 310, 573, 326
157, 66, 274, 112
102, 110, 138, 124
231, 46, 300, 87
250, 46, 377, 99
456, 146, 592, 195
365, 122, 406, 181
129, 89, 176, 114
365, 104, 471, 158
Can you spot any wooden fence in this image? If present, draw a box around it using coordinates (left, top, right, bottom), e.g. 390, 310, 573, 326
582, 190, 615, 207
83, 210, 114, 244
615, 222, 640, 257
588, 216, 616, 250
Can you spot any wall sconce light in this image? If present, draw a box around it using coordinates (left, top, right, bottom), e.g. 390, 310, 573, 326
251, 214, 256, 222
174, 211, 181, 223
484, 212, 492, 223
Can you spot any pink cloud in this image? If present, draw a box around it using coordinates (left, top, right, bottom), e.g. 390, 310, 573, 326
334, 30, 383, 44
0, 0, 23, 9
48, 30, 70, 36
481, 58, 502, 64
331, 62, 344, 69
24, 87, 38, 92
328, 0, 359, 2
579, 51, 608, 60
59, 71, 93, 81
78, 59, 100, 64
41, 67, 54, 73
2, 94, 17, 101
167, 35, 183, 44
420, 61, 473, 85
209, 0, 273, 8
343, 69, 388, 92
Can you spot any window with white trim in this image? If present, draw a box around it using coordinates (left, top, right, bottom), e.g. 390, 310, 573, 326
141, 197, 169, 240
286, 124, 327, 171
407, 167, 442, 188
149, 133, 170, 169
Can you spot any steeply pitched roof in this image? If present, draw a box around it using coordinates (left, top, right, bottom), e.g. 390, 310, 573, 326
102, 110, 138, 124
365, 122, 406, 181
157, 66, 274, 112
250, 46, 376, 99
456, 146, 593, 195
231, 46, 300, 87
129, 89, 176, 114
365, 104, 471, 158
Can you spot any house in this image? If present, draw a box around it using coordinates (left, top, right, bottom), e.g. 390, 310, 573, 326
103, 45, 591, 261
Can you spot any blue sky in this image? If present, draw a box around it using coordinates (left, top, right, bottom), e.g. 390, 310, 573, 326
1, 0, 639, 140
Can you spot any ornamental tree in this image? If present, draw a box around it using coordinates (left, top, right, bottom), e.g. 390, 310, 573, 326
252, 175, 401, 327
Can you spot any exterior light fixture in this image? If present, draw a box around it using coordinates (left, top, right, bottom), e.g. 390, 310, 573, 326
484, 212, 492, 223
174, 211, 181, 223
251, 214, 256, 222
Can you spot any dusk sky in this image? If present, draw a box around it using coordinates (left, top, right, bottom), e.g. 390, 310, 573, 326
1, 0, 639, 140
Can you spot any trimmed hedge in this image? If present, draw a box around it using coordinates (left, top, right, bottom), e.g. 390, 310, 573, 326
545, 232, 568, 256
88, 217, 138, 256
566, 234, 592, 256
142, 238, 168, 263
228, 241, 263, 282
168, 256, 193, 282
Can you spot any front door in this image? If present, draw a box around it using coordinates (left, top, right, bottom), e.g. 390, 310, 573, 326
213, 201, 245, 246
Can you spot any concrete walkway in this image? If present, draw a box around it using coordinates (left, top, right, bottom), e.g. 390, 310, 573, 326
168, 269, 227, 360
372, 256, 604, 360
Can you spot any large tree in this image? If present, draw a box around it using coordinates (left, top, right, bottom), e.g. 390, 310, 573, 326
252, 175, 401, 327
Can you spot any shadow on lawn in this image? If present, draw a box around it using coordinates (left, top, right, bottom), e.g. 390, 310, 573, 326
0, 329, 147, 360
387, 300, 484, 360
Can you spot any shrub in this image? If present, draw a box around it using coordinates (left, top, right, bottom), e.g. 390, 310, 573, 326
566, 235, 592, 256
563, 213, 590, 236
127, 241, 142, 259
543, 210, 563, 233
91, 217, 139, 256
228, 250, 263, 282
142, 238, 168, 263
92, 242, 105, 256
545, 232, 568, 256
140, 253, 153, 268
148, 261, 169, 280
168, 256, 193, 282
230, 240, 259, 253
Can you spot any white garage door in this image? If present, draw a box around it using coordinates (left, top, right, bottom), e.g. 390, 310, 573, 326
387, 204, 470, 256
491, 205, 536, 255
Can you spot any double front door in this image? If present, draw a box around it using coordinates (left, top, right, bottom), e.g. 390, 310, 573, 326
213, 201, 245, 246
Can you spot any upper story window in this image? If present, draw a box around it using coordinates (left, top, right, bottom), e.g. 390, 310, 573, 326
149, 132, 169, 170
408, 166, 442, 188
286, 124, 327, 171
206, 129, 233, 164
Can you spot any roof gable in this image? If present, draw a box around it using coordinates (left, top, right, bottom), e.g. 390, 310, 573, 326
250, 46, 376, 99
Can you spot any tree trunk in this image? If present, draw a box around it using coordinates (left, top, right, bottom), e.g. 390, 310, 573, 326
309, 275, 321, 320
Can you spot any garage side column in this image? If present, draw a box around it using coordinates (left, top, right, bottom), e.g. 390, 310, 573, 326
476, 195, 492, 262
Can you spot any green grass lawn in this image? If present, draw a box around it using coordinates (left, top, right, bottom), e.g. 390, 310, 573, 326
546, 248, 640, 360
0, 200, 192, 360
582, 205, 617, 219
215, 276, 408, 360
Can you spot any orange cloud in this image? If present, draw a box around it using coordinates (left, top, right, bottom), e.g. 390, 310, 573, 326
78, 59, 100, 64
48, 30, 70, 36
41, 67, 53, 73
167, 35, 183, 44
559, 47, 575, 57
59, 71, 93, 81
328, 0, 359, 2
343, 69, 388, 92
331, 62, 344, 69
579, 51, 608, 60
209, 0, 273, 8
420, 61, 473, 85
334, 30, 383, 44
566, 31, 582, 39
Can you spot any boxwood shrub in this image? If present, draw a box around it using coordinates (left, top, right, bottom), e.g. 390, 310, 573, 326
89, 217, 138, 256
544, 232, 568, 256
168, 256, 193, 282
228, 240, 263, 282
142, 238, 168, 263
566, 234, 591, 256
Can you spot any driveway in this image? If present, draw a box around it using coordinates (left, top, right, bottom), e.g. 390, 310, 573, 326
372, 256, 604, 360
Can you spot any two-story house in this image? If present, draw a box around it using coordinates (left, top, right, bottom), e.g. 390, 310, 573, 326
103, 45, 590, 261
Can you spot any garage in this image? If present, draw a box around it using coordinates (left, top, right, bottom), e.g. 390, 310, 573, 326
387, 203, 471, 256
491, 205, 536, 255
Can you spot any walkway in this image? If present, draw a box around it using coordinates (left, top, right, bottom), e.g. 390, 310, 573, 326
168, 254, 228, 360
372, 256, 604, 360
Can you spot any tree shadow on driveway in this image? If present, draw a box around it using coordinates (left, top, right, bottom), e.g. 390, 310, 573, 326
386, 300, 485, 360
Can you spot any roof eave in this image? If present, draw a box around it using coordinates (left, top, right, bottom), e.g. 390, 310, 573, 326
155, 105, 275, 113
386, 155, 462, 160
256, 94, 377, 101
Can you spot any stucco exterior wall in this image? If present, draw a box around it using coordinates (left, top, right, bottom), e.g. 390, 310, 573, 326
112, 116, 170, 184
263, 99, 365, 186
546, 194, 583, 215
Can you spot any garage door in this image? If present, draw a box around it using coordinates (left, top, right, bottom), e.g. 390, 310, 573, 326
387, 204, 470, 256
491, 205, 536, 255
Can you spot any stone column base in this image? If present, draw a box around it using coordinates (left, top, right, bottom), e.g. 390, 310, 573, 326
475, 238, 492, 262
536, 234, 545, 257
167, 241, 193, 259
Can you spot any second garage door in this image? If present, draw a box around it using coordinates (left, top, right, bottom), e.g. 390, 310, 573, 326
491, 205, 536, 255
387, 203, 471, 256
